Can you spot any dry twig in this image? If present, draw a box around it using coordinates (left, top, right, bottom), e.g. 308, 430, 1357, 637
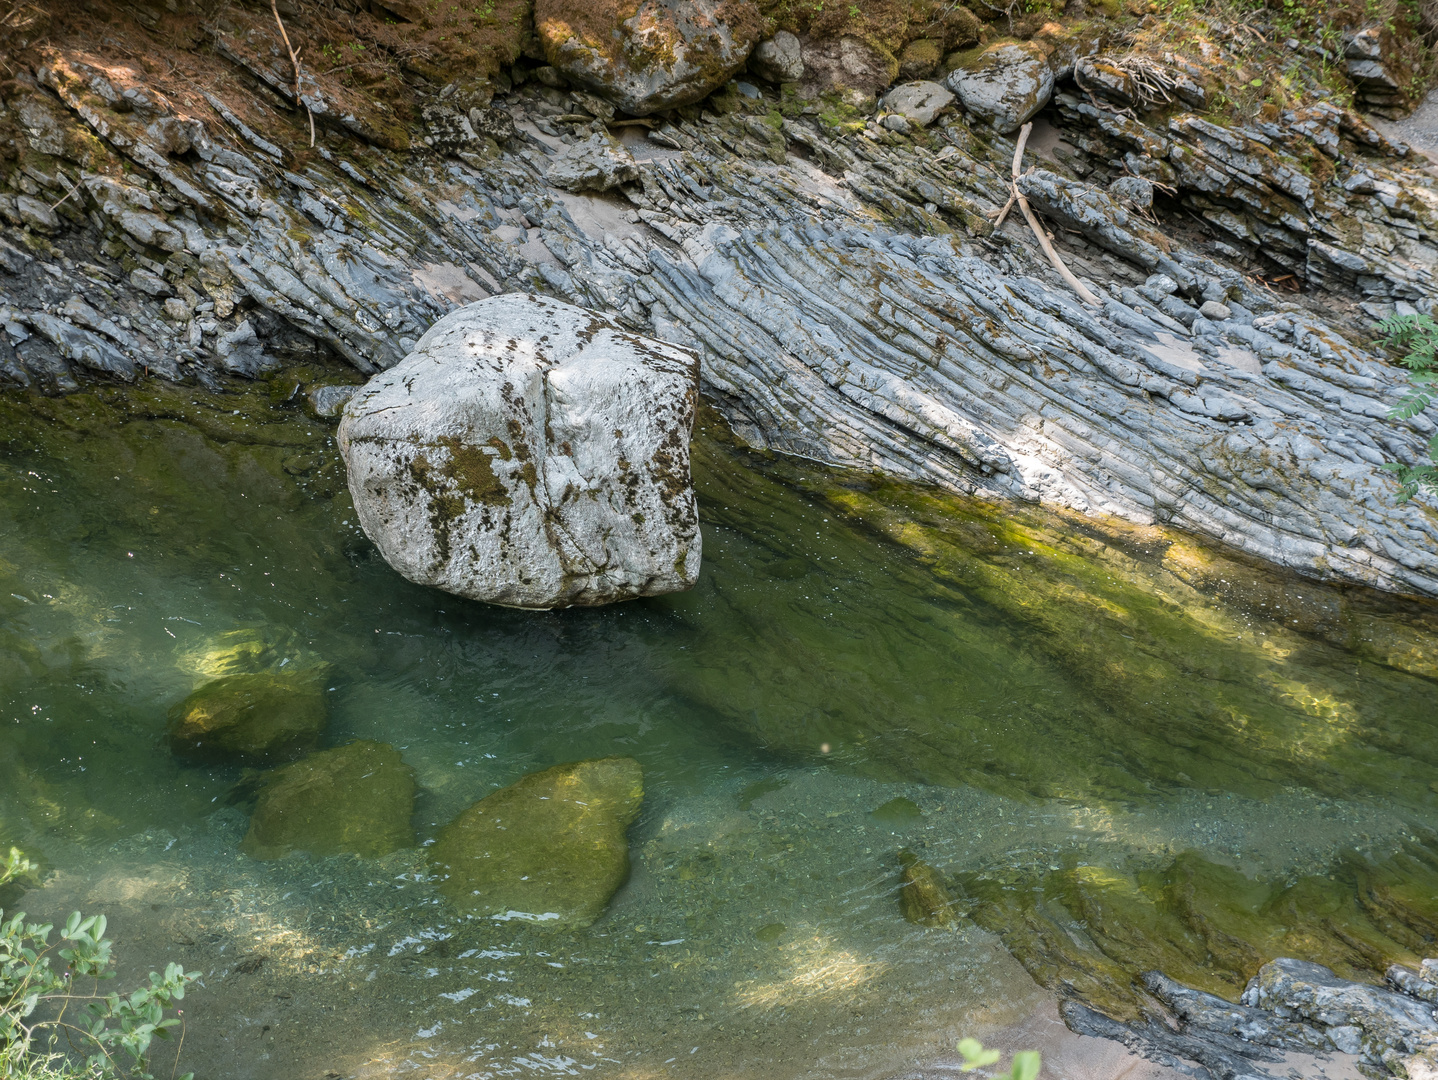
270, 0, 315, 147
1002, 122, 1101, 308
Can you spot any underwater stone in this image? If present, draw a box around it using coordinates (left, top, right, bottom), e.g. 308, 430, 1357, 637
898, 850, 956, 927
241, 740, 416, 860
428, 757, 644, 928
167, 670, 328, 765
338, 293, 702, 610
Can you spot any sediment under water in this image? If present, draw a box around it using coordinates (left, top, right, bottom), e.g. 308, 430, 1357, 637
2, 382, 1437, 1079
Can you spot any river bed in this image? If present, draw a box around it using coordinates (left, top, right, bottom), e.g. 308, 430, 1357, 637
2, 384, 1437, 1079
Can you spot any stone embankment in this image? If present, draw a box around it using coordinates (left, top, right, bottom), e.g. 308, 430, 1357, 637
1, 0, 1437, 606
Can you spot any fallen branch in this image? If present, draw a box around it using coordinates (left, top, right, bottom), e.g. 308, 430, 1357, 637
1007, 121, 1101, 308
270, 0, 315, 148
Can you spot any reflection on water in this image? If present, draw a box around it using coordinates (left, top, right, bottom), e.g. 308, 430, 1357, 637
1, 385, 1437, 1079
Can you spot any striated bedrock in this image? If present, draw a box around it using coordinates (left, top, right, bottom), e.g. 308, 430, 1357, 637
3, 45, 1437, 598
337, 294, 702, 609
535, 0, 762, 115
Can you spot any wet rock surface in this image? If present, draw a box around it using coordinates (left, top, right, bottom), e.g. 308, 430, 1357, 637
337, 293, 701, 609
167, 671, 328, 765
427, 757, 644, 928
241, 740, 416, 860
1065, 959, 1438, 1080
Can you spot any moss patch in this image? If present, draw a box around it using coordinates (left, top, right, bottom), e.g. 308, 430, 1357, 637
242, 740, 416, 860
429, 757, 644, 928
957, 843, 1438, 1021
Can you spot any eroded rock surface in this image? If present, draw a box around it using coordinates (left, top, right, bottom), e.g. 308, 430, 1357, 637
241, 740, 416, 860
337, 294, 701, 609
428, 757, 644, 928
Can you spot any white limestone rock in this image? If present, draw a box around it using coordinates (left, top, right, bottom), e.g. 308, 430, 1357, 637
337, 294, 702, 610
945, 41, 1054, 133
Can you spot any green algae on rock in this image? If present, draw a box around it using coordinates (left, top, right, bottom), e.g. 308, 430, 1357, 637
955, 842, 1438, 1023
168, 670, 329, 766
898, 849, 957, 927
241, 740, 416, 860
428, 757, 644, 928
872, 796, 924, 825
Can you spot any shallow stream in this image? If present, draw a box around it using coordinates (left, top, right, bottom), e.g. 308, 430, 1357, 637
2, 383, 1437, 1079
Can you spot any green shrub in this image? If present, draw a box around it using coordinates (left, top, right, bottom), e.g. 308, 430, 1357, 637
1, 848, 199, 1080
1379, 313, 1438, 503
957, 1037, 1041, 1080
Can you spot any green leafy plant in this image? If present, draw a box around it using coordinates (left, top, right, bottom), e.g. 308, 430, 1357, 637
1, 848, 199, 1080
957, 1037, 1041, 1080
1378, 313, 1438, 502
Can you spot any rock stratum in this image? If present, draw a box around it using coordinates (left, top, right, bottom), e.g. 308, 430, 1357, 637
337, 294, 701, 609
1, 8, 1436, 608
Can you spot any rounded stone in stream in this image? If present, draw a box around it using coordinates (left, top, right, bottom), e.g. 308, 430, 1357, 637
898, 849, 957, 927
167, 670, 328, 765
241, 740, 416, 860
337, 294, 702, 610
870, 796, 923, 824
428, 757, 644, 928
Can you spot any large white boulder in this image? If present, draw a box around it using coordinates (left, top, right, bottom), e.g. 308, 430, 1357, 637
337, 294, 702, 609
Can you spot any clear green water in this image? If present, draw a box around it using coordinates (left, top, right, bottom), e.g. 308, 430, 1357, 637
3, 385, 1438, 1079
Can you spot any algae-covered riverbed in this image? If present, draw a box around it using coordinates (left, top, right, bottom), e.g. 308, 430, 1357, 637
2, 383, 1438, 1079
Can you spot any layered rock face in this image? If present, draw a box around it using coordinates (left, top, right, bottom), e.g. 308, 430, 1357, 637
337, 294, 702, 609
2, 5, 1438, 607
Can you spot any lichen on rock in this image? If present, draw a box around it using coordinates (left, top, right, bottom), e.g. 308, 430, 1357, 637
337, 293, 702, 610
428, 757, 644, 928
241, 740, 416, 860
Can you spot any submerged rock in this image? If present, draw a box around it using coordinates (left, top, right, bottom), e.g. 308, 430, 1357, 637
897, 850, 956, 927
535, 0, 761, 115
167, 670, 328, 765
338, 293, 702, 610
241, 740, 416, 860
428, 757, 644, 928
945, 41, 1054, 133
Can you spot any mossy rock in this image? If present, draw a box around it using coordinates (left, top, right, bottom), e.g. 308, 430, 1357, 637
957, 844, 1438, 1020
898, 849, 957, 927
167, 670, 329, 765
897, 38, 944, 81
241, 741, 416, 860
429, 757, 644, 928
